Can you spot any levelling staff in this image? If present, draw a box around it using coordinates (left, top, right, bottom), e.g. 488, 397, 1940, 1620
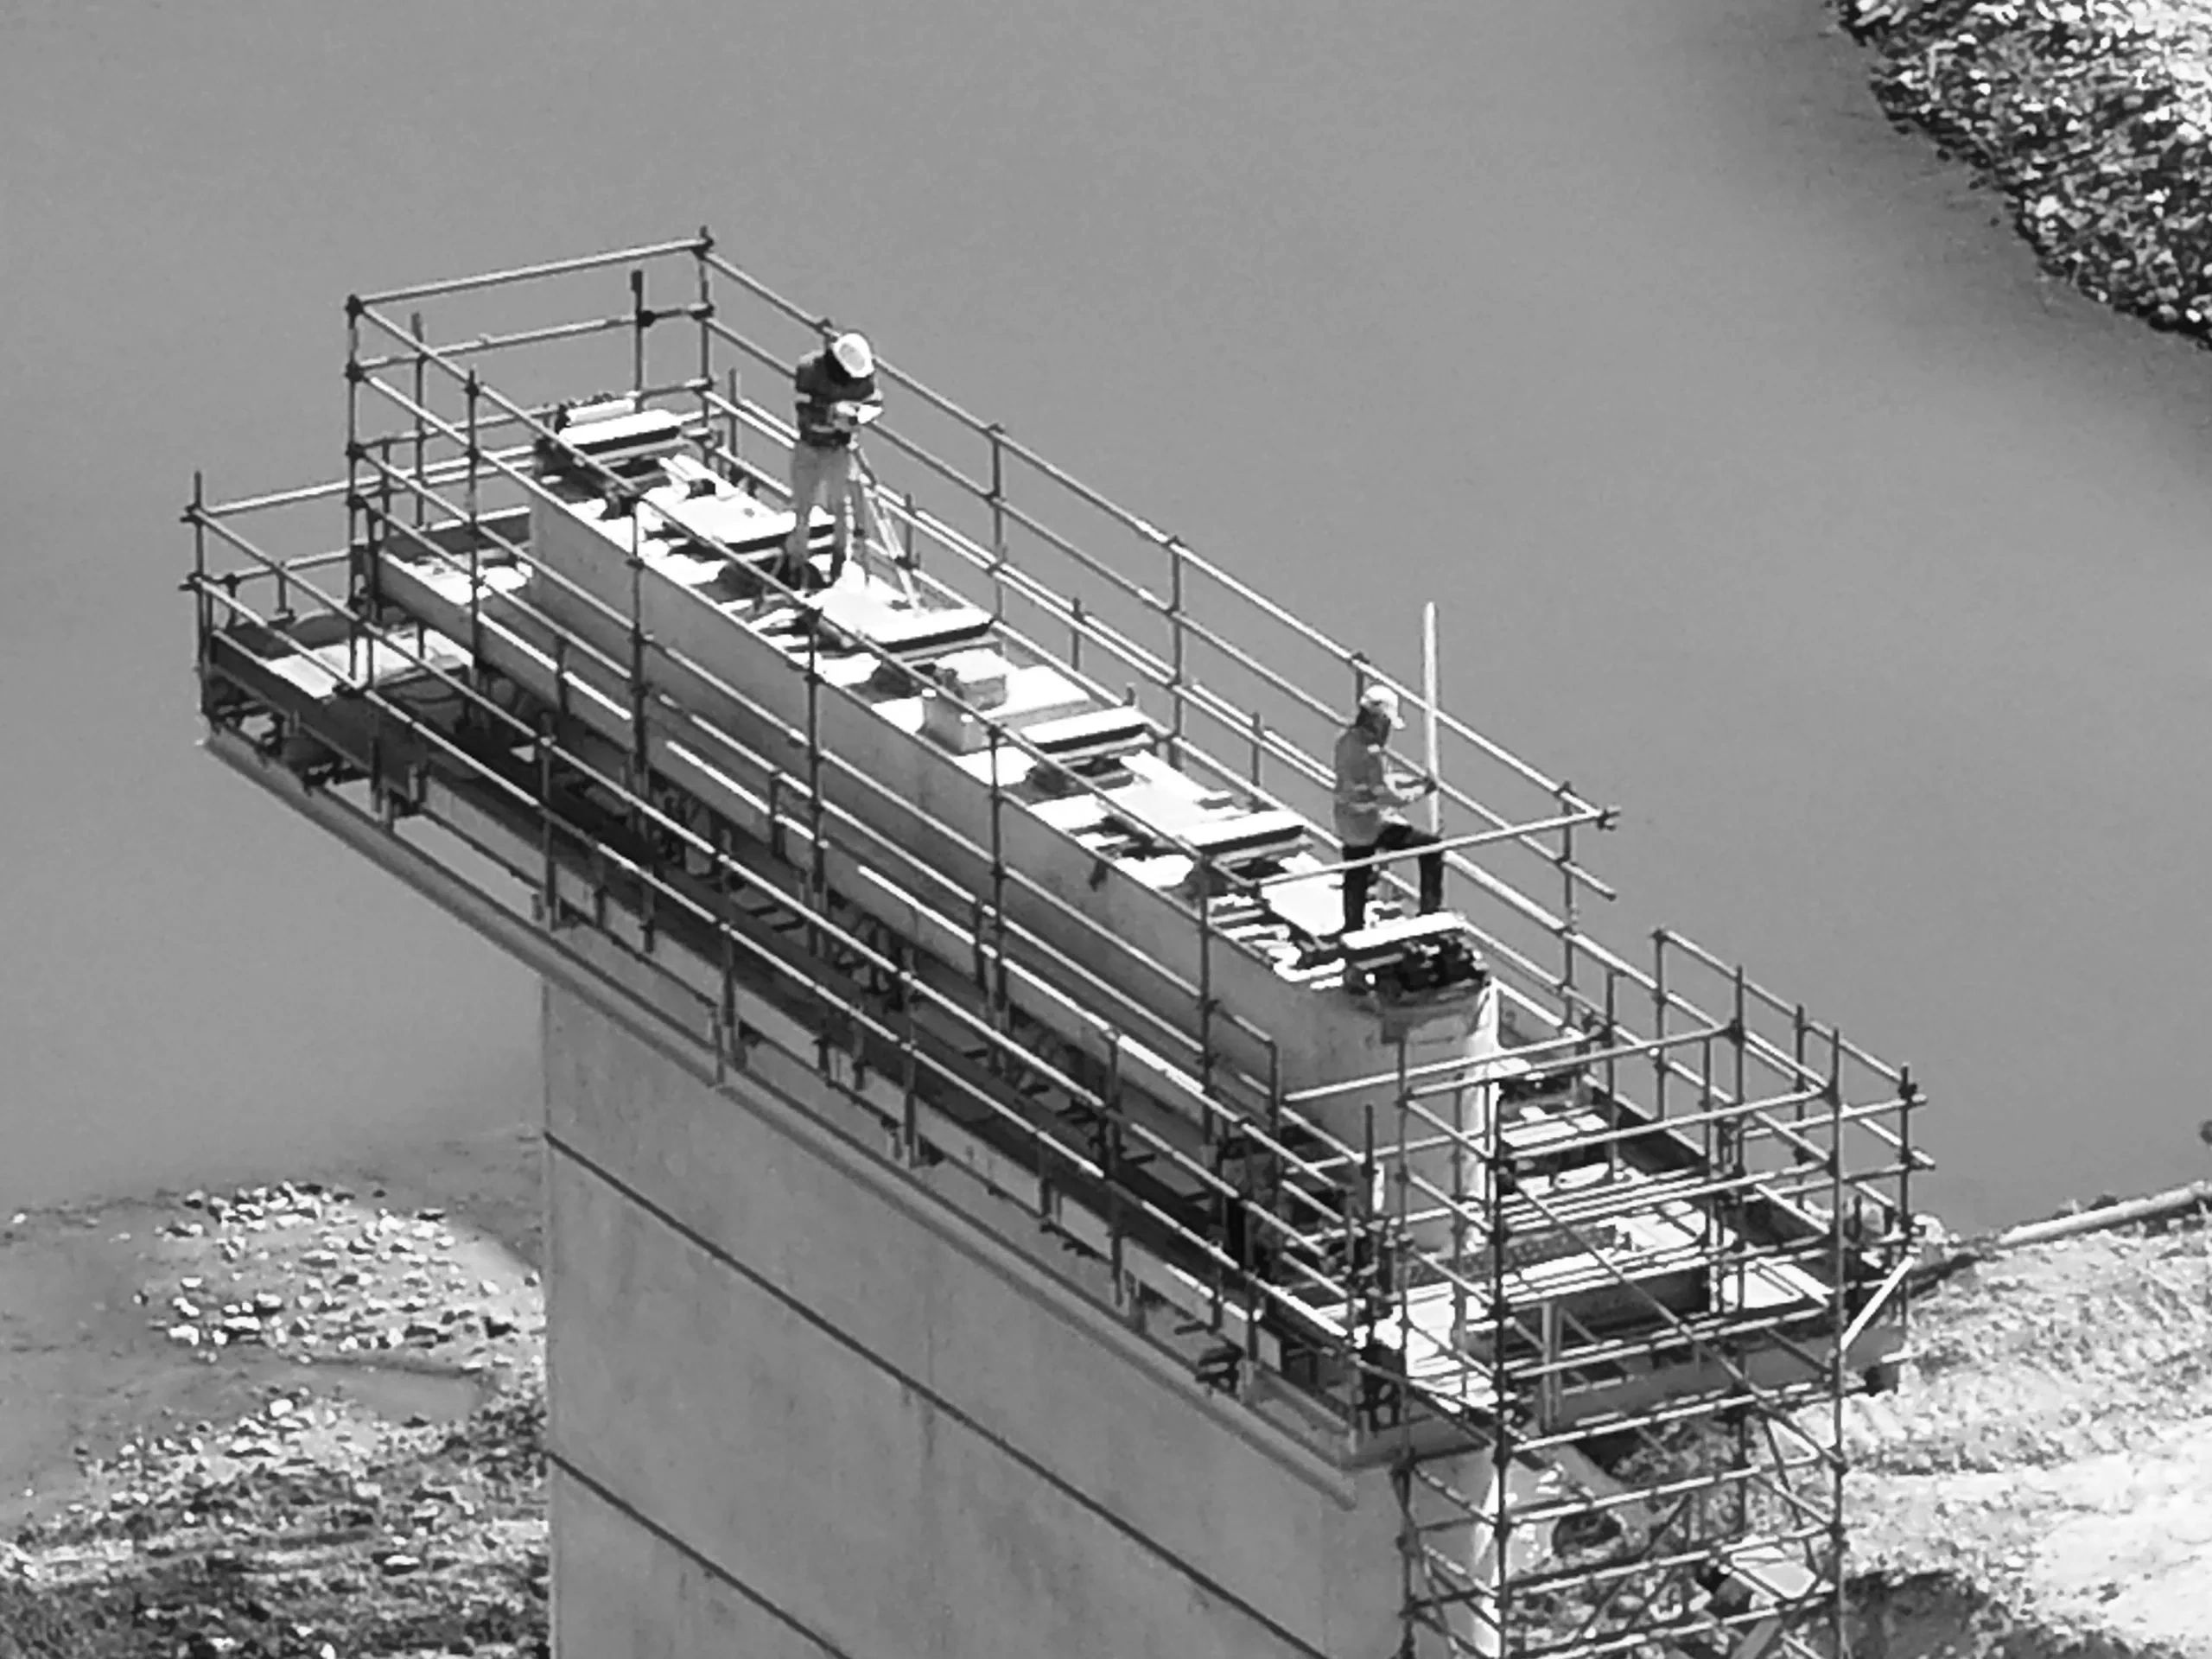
1332, 683, 1443, 937
780, 330, 882, 588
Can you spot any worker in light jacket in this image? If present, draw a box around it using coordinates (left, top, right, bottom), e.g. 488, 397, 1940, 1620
1333, 683, 1443, 937
780, 330, 882, 588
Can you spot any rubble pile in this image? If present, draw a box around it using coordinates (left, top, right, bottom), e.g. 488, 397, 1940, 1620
1836, 0, 2212, 339
144, 1184, 536, 1374
0, 1178, 548, 1658
0, 1385, 547, 1659
1840, 1223, 2212, 1655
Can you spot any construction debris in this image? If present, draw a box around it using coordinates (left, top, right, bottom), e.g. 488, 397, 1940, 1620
1835, 0, 2212, 342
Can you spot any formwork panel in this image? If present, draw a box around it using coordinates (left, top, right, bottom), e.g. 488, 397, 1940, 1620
543, 984, 1403, 1659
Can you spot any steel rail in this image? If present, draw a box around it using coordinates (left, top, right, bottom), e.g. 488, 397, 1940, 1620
350, 343, 1320, 937
355, 236, 702, 306
341, 448, 1238, 1084
690, 311, 1624, 901
190, 566, 1367, 1349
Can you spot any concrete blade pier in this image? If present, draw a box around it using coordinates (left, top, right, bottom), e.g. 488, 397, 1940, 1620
540, 982, 1407, 1659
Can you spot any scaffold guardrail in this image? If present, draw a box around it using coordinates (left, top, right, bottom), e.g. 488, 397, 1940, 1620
184, 231, 1926, 1659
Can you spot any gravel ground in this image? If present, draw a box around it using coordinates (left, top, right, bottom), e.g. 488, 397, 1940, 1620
1842, 1224, 2212, 1656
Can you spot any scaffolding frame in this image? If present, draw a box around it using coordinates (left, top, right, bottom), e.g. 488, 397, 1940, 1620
182, 232, 1925, 1659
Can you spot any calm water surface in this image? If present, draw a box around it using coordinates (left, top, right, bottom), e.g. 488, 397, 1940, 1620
4, 1, 2209, 1229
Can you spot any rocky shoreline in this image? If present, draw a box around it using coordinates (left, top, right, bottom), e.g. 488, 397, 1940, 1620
0, 1132, 548, 1659
1834, 0, 2212, 340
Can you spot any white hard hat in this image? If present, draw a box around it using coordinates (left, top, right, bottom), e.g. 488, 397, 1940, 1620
830, 332, 874, 378
1359, 683, 1401, 722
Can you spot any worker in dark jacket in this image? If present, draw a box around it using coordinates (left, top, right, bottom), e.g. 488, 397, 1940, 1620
1332, 683, 1442, 936
780, 331, 882, 588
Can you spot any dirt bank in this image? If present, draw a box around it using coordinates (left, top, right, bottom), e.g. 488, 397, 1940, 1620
1833, 0, 2212, 345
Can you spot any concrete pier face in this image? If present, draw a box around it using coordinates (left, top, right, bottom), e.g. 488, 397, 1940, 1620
542, 983, 1408, 1659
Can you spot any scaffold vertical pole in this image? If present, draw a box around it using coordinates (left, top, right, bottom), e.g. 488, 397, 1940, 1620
725, 368, 741, 478
693, 236, 715, 461
1103, 1033, 1128, 1316
1793, 1001, 1811, 1147
1558, 784, 1579, 1030
189, 471, 211, 713
1828, 1025, 1849, 1653
630, 268, 648, 397
987, 724, 1010, 1032
987, 423, 1007, 620
1603, 965, 1622, 1179
465, 371, 482, 675
536, 715, 557, 927
899, 951, 920, 1166
804, 613, 826, 982
716, 814, 737, 1084
1484, 1054, 1512, 1659
410, 311, 429, 528
627, 511, 655, 952
1197, 861, 1216, 1096
1899, 1062, 1918, 1340
1730, 965, 1750, 1319
1699, 1030, 1719, 1284
344, 298, 365, 655
1652, 930, 1670, 1119
1168, 544, 1188, 771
